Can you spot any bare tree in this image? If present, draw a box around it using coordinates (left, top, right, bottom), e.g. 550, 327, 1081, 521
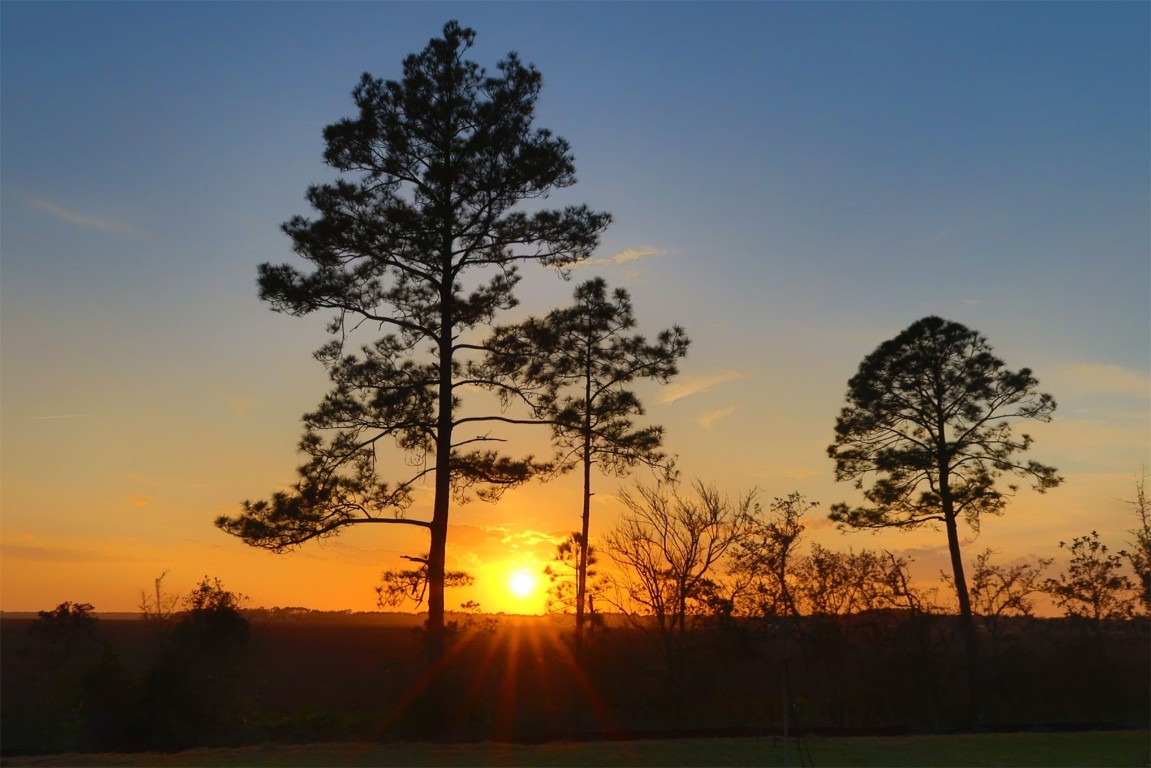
791, 545, 920, 616
728, 492, 814, 619
941, 549, 1050, 646
1120, 473, 1151, 615
139, 571, 181, 624
604, 479, 758, 688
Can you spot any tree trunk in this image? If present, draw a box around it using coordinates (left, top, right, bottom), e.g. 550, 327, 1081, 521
426, 413, 451, 673
937, 405, 981, 727
427, 229, 456, 671
575, 355, 593, 653
575, 446, 591, 651
427, 500, 448, 667
943, 506, 982, 725
412, 232, 456, 741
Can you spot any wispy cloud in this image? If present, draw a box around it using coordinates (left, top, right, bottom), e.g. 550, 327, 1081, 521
1053, 363, 1149, 398
753, 464, 822, 481
579, 246, 665, 268
32, 413, 86, 420
0, 544, 132, 564
29, 197, 139, 236
498, 529, 563, 547
446, 524, 566, 565
659, 369, 748, 405
220, 392, 259, 416
697, 406, 737, 429
473, 525, 564, 549
119, 472, 205, 491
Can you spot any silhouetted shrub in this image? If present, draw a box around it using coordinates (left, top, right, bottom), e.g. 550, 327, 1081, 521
144, 577, 257, 748
3, 603, 141, 753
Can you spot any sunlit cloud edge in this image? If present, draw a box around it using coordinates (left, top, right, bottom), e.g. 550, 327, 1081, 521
28, 196, 140, 236
697, 405, 737, 429
659, 369, 749, 405
578, 246, 665, 268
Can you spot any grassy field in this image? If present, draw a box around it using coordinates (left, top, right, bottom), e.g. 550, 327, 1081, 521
3, 731, 1148, 767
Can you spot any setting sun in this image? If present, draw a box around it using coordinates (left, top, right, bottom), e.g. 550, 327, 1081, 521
508, 569, 537, 599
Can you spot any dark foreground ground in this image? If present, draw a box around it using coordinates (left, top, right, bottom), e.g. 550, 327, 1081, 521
3, 612, 1148, 754
2, 731, 1148, 767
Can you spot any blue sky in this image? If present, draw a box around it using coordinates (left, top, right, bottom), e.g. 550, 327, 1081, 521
2, 1, 1148, 613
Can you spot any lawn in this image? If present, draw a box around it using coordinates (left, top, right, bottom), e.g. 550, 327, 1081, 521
3, 731, 1147, 767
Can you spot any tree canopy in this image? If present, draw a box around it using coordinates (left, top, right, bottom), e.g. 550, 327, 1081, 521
828, 316, 1061, 534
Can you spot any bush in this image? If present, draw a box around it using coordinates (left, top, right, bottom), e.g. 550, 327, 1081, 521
144, 577, 257, 748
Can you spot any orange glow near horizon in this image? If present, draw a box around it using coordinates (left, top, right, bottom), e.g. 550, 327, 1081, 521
461, 559, 549, 616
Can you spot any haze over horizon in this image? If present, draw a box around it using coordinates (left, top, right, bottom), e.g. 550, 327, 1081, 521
2, 2, 1147, 615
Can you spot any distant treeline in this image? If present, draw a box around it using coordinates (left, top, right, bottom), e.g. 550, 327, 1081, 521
2, 601, 1147, 754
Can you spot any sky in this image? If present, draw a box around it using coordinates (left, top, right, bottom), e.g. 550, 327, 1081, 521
2, 1, 1148, 616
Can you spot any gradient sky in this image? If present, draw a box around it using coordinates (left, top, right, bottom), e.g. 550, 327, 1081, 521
3, 1, 1148, 615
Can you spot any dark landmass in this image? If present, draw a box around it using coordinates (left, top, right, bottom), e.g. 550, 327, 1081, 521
3, 612, 1147, 755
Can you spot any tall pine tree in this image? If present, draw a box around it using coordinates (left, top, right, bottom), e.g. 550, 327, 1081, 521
216, 22, 610, 666
828, 315, 1061, 722
487, 278, 687, 647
